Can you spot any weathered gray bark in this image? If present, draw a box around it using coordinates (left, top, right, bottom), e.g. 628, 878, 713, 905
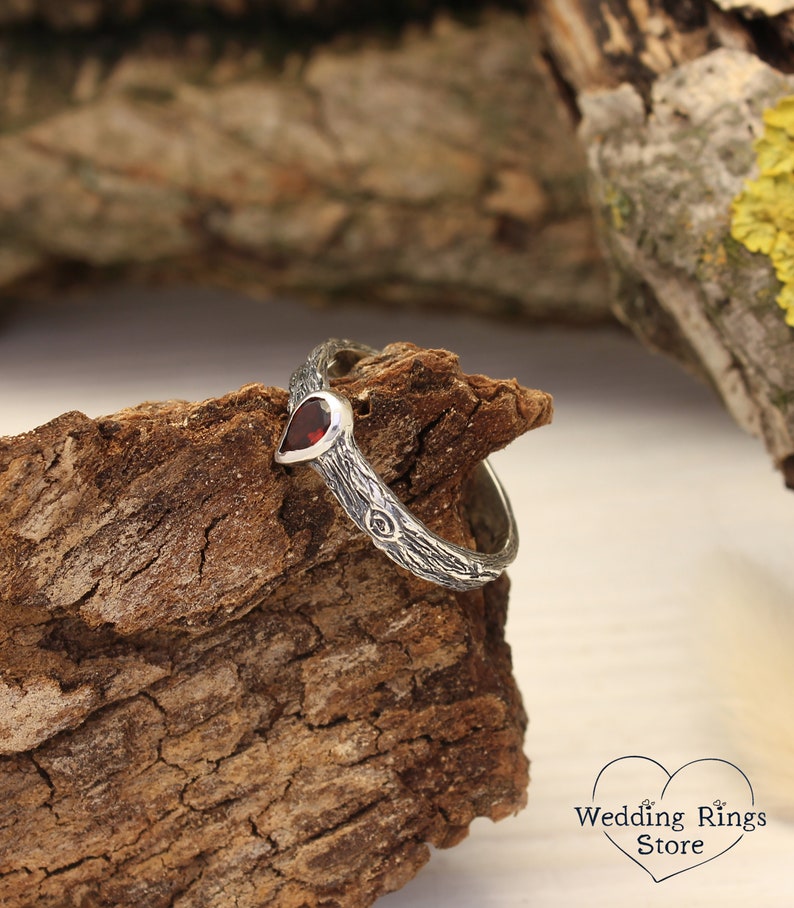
0, 344, 552, 907
537, 0, 794, 486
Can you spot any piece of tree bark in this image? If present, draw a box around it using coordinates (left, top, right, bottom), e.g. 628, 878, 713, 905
537, 0, 794, 486
0, 343, 552, 907
0, 9, 610, 321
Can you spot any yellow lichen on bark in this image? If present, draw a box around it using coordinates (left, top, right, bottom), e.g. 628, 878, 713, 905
731, 95, 794, 327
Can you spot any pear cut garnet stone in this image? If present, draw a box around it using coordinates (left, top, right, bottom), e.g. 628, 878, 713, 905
279, 397, 332, 454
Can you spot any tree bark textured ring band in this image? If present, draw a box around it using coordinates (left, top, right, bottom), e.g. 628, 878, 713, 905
275, 339, 519, 590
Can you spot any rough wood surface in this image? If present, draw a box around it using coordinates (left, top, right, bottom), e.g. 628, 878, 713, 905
0, 9, 609, 321
537, 0, 794, 486
0, 343, 552, 907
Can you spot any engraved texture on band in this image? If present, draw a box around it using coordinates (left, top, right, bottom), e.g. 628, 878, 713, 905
279, 340, 518, 590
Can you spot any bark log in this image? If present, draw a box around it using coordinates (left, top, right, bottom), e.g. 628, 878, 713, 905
0, 8, 609, 321
537, 0, 794, 486
0, 343, 552, 907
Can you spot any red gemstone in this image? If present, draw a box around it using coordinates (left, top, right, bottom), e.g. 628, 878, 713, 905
279, 397, 332, 453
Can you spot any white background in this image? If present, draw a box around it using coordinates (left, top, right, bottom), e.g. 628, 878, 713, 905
2, 287, 793, 905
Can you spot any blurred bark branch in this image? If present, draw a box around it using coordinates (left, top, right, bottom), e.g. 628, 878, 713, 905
0, 8, 609, 321
3, 0, 792, 483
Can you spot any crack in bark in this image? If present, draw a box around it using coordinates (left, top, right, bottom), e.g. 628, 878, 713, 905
197, 513, 227, 581
27, 752, 55, 807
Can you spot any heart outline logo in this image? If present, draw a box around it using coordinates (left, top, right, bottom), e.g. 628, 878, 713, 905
584, 755, 759, 882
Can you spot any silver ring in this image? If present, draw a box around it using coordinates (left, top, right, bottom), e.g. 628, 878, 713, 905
275, 340, 519, 590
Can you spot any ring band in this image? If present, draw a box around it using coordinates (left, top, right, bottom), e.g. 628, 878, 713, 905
275, 340, 519, 590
